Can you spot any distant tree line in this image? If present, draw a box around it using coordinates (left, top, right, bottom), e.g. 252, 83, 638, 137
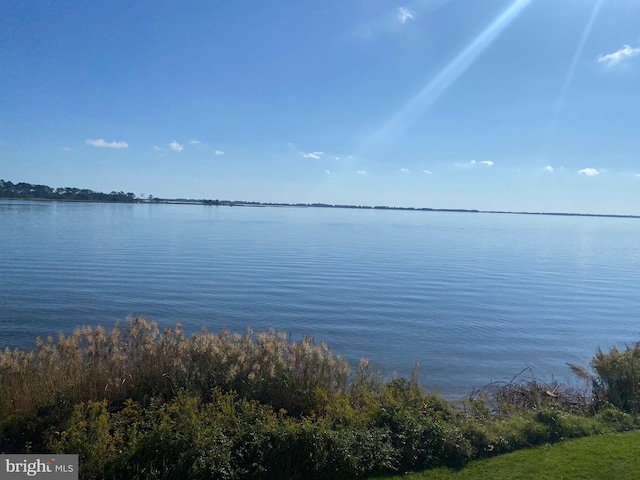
0, 179, 137, 203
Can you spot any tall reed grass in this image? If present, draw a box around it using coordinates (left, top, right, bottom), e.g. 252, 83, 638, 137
0, 316, 349, 416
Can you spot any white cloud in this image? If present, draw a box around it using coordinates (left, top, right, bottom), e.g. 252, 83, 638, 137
324, 169, 331, 175
357, 170, 368, 175
544, 165, 554, 173
598, 45, 640, 67
300, 151, 324, 159
351, 5, 416, 40
397, 7, 414, 24
422, 170, 432, 174
578, 168, 600, 176
86, 138, 129, 149
455, 160, 493, 168
189, 139, 202, 144
215, 150, 224, 156
453, 161, 471, 168
401, 168, 410, 173
169, 141, 184, 152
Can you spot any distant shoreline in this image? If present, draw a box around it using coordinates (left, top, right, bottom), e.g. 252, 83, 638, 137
4, 196, 640, 220
2, 179, 639, 219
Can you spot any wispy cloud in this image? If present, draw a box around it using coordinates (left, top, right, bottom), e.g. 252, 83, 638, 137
422, 170, 432, 174
189, 139, 202, 145
351, 4, 418, 40
169, 141, 184, 152
63, 147, 72, 151
401, 168, 410, 173
357, 170, 368, 175
86, 138, 129, 149
153, 145, 162, 151
324, 169, 331, 175
598, 45, 640, 67
455, 160, 494, 169
544, 165, 554, 173
300, 151, 324, 159
397, 7, 414, 24
215, 150, 225, 156
578, 167, 600, 176
454, 161, 472, 168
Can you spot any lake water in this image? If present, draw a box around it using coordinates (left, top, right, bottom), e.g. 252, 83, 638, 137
1, 200, 639, 399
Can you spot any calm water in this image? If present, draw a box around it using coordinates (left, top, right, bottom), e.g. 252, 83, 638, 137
1, 200, 639, 398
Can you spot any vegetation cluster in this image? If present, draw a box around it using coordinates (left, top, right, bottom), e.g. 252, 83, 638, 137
0, 179, 137, 202
2, 317, 640, 479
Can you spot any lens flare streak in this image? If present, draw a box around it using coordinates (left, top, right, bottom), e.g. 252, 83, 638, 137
544, 0, 604, 150
363, 0, 534, 155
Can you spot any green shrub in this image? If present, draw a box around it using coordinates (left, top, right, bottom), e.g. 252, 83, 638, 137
592, 342, 640, 414
594, 407, 640, 432
533, 408, 600, 442
374, 379, 472, 471
48, 391, 397, 480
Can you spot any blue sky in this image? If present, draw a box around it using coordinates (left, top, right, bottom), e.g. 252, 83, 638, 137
1, 0, 639, 214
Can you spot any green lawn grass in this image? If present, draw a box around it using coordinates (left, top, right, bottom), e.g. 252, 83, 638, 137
380, 430, 640, 480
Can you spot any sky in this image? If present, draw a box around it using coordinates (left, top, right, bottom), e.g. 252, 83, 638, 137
1, 0, 639, 215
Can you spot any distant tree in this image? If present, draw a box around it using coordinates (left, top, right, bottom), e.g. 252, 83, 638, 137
0, 180, 139, 203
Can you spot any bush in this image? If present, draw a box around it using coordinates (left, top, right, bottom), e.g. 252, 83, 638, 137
48, 391, 397, 480
591, 342, 640, 414
374, 378, 472, 471
4, 320, 640, 479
